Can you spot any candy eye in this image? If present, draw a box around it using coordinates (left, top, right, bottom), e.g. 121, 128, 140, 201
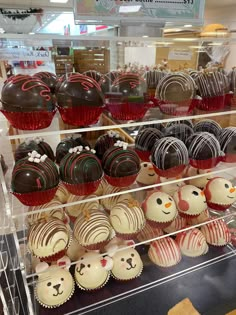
61, 278, 64, 281
225, 183, 229, 189
87, 264, 91, 268
47, 282, 51, 287
156, 198, 162, 205
192, 191, 199, 196
81, 257, 84, 260
143, 163, 148, 167
131, 253, 134, 257
169, 197, 172, 201
121, 258, 125, 262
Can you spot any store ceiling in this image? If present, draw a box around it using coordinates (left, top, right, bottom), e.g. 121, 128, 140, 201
0, 0, 235, 35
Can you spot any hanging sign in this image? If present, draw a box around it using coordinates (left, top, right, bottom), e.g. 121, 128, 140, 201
74, 0, 205, 24
0, 48, 51, 61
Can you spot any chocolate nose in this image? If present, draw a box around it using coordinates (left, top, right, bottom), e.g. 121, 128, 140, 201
79, 263, 85, 272
126, 258, 132, 266
53, 284, 61, 291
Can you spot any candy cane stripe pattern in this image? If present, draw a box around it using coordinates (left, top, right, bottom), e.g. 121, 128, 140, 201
201, 218, 231, 246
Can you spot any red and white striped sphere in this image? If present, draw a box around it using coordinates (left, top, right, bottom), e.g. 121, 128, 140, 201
201, 218, 231, 246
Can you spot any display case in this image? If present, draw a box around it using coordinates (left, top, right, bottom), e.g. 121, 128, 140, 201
1, 9, 236, 315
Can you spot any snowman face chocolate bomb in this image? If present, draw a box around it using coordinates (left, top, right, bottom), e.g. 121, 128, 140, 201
204, 177, 236, 211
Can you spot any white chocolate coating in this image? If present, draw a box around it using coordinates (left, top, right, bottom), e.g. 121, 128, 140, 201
36, 265, 74, 307
136, 162, 158, 185
66, 238, 86, 262
148, 237, 181, 267
173, 185, 207, 216
110, 201, 145, 234
111, 247, 143, 280
74, 252, 111, 290
65, 194, 99, 218
205, 177, 236, 205
201, 219, 231, 246
101, 184, 133, 211
159, 176, 185, 196
163, 215, 187, 234
176, 228, 209, 257
185, 166, 213, 189
137, 222, 163, 243
143, 191, 177, 223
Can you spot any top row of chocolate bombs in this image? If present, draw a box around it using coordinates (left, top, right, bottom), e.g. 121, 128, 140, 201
1, 68, 235, 130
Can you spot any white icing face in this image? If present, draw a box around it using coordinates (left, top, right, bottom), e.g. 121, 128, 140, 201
174, 185, 207, 215
186, 166, 213, 189
74, 252, 111, 290
112, 247, 143, 280
205, 177, 236, 205
143, 191, 177, 223
36, 266, 74, 307
136, 162, 158, 185
159, 176, 184, 196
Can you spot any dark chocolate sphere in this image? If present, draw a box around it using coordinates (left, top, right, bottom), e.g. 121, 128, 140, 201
83, 70, 102, 83
0, 154, 8, 175
165, 124, 194, 144
151, 137, 189, 171
193, 120, 222, 139
60, 150, 103, 184
143, 70, 167, 89
166, 120, 193, 129
1, 75, 54, 112
56, 136, 90, 164
195, 72, 225, 97
55, 72, 80, 94
33, 72, 57, 94
219, 127, 236, 162
102, 146, 140, 178
101, 71, 120, 93
57, 74, 104, 108
111, 73, 147, 101
15, 138, 55, 162
11, 156, 59, 193
186, 132, 221, 169
94, 131, 124, 160
135, 128, 164, 153
138, 123, 165, 133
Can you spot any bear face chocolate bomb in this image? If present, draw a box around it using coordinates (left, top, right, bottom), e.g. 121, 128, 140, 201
102, 141, 140, 187
74, 252, 113, 290
35, 257, 75, 308
110, 200, 146, 239
195, 71, 225, 111
151, 137, 189, 178
164, 123, 194, 145
83, 70, 103, 83
193, 120, 222, 139
15, 137, 55, 162
135, 128, 164, 162
56, 135, 90, 164
219, 127, 236, 162
156, 72, 196, 116
56, 74, 105, 126
136, 162, 158, 186
1, 75, 55, 130
28, 218, 71, 262
204, 177, 236, 211
176, 228, 209, 257
185, 166, 213, 189
108, 242, 143, 281
11, 151, 59, 206
148, 237, 182, 268
100, 71, 120, 93
142, 191, 177, 228
94, 130, 124, 160
59, 146, 103, 195
186, 132, 222, 169
106, 73, 148, 120
173, 185, 207, 219
33, 72, 58, 94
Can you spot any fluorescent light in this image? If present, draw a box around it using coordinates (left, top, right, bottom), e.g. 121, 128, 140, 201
29, 32, 35, 35
50, 0, 69, 3
184, 24, 193, 28
119, 5, 141, 13
142, 35, 149, 38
